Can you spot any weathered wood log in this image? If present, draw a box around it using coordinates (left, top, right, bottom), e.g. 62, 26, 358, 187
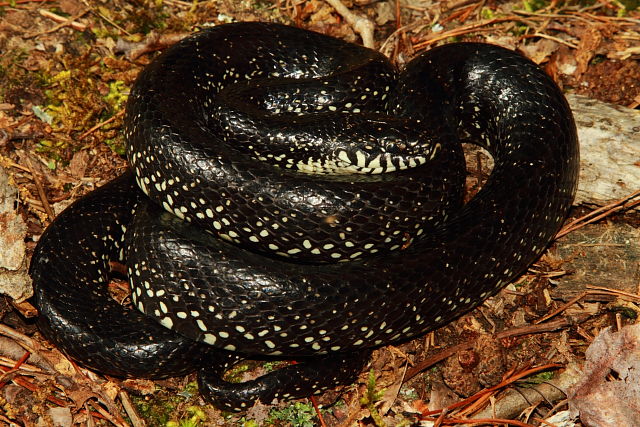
567, 94, 640, 207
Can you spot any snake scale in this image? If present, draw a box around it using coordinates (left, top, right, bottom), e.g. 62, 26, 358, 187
29, 22, 579, 410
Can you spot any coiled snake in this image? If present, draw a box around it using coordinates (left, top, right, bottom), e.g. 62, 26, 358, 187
30, 22, 579, 410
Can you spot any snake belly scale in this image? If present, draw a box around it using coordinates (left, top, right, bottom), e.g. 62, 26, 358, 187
29, 22, 579, 410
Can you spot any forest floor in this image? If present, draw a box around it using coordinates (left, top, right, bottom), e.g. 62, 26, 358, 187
1, 0, 639, 425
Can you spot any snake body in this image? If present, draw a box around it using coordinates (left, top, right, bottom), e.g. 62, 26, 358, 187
30, 22, 579, 410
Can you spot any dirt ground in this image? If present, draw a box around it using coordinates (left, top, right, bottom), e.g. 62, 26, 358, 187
0, 0, 639, 426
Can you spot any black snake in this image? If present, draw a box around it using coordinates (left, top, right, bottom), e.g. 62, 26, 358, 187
29, 22, 579, 411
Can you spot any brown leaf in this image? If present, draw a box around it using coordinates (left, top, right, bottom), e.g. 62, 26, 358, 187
568, 324, 640, 426
69, 150, 89, 179
575, 26, 603, 77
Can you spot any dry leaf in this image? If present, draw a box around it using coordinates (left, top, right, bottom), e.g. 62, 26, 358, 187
568, 324, 640, 426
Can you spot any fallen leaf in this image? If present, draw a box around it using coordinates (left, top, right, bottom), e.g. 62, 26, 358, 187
568, 324, 640, 426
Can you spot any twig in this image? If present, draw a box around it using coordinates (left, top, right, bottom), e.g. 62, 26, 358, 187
0, 351, 30, 389
535, 286, 640, 324
86, 401, 129, 427
555, 188, 640, 239
495, 318, 569, 338
119, 391, 145, 427
572, 10, 640, 24
0, 324, 37, 353
310, 395, 328, 427
0, 0, 54, 6
24, 156, 55, 221
404, 342, 468, 382
163, 0, 194, 9
534, 291, 589, 324
324, 0, 375, 48
0, 361, 69, 407
413, 17, 529, 49
443, 0, 481, 10
421, 416, 537, 426
0, 414, 14, 425
36, 9, 88, 32
534, 416, 566, 427
0, 357, 43, 373
514, 9, 640, 25
524, 32, 579, 49
586, 285, 640, 301
420, 363, 562, 418
21, 7, 90, 41
79, 110, 125, 140
0, 157, 31, 173
380, 20, 426, 57
80, 0, 131, 36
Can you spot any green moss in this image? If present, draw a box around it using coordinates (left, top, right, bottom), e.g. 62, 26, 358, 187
224, 361, 252, 383
399, 385, 419, 400
46, 6, 69, 17
166, 406, 207, 427
620, 0, 639, 7
360, 370, 386, 427
131, 383, 211, 427
179, 382, 199, 398
518, 370, 556, 387
521, 0, 549, 12
35, 139, 64, 169
610, 305, 638, 320
509, 22, 530, 37
513, 278, 532, 289
104, 80, 128, 112
91, 26, 119, 40
480, 7, 496, 19
252, 0, 273, 10
267, 402, 318, 426
105, 138, 126, 156
132, 393, 176, 426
